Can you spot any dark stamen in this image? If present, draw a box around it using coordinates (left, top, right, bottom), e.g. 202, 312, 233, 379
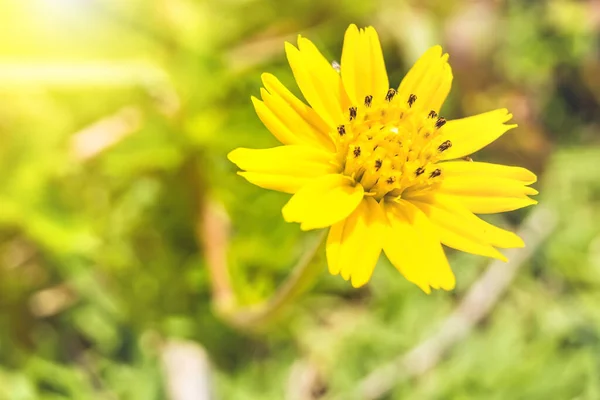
349, 107, 357, 121
337, 125, 346, 136
428, 110, 438, 119
438, 140, 452, 152
364, 95, 373, 107
386, 88, 397, 101
386, 177, 396, 184
353, 147, 361, 158
408, 94, 417, 107
435, 117, 447, 129
375, 159, 383, 171
430, 169, 442, 178
415, 167, 425, 176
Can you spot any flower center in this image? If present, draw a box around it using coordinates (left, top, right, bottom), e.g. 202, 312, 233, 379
333, 89, 452, 200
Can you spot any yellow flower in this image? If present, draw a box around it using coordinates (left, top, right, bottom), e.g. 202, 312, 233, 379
228, 24, 538, 293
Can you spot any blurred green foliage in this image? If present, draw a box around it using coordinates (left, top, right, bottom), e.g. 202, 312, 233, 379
1, 0, 599, 399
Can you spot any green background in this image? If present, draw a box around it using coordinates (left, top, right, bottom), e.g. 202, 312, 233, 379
1, 0, 599, 398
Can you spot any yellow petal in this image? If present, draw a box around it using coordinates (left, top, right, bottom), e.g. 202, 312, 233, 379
282, 174, 364, 230
237, 172, 312, 194
440, 195, 538, 214
440, 109, 517, 160
397, 45, 453, 113
440, 161, 537, 185
404, 192, 525, 249
409, 199, 507, 261
251, 96, 302, 145
228, 145, 337, 176
383, 200, 456, 294
262, 73, 331, 133
260, 75, 334, 151
229, 145, 338, 194
433, 174, 538, 214
285, 38, 348, 128
326, 197, 386, 287
341, 24, 389, 107
438, 176, 539, 198
468, 215, 524, 249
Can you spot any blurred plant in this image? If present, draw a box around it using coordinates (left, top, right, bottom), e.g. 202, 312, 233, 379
0, 0, 599, 399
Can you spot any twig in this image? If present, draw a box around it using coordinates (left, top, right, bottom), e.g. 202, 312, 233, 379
70, 106, 142, 161
29, 284, 78, 317
225, 32, 296, 73
197, 201, 235, 312
351, 206, 557, 400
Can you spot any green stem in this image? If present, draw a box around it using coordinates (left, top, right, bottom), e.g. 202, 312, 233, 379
216, 231, 327, 331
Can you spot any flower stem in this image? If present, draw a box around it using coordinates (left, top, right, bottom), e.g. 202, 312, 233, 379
215, 231, 327, 331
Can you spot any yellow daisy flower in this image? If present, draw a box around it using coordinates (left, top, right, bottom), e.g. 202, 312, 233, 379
228, 24, 538, 293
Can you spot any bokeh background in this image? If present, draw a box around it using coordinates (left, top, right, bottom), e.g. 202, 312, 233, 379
1, 0, 600, 399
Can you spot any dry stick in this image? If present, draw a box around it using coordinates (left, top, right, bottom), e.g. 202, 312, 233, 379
198, 201, 236, 312
70, 106, 142, 161
354, 206, 557, 400
161, 340, 214, 400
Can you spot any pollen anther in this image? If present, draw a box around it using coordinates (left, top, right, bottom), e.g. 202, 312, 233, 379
438, 140, 452, 152
386, 89, 396, 101
364, 95, 373, 107
337, 125, 346, 136
435, 117, 447, 129
408, 94, 417, 107
349, 107, 357, 121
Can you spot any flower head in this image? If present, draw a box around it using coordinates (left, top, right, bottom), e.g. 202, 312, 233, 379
228, 24, 538, 292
